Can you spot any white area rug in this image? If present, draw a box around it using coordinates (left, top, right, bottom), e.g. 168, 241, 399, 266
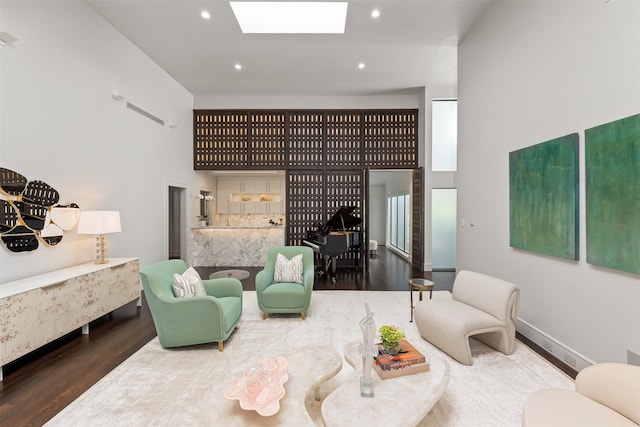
46, 291, 574, 427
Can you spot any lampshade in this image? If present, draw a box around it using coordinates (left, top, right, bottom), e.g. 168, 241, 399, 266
77, 211, 121, 235
77, 211, 121, 264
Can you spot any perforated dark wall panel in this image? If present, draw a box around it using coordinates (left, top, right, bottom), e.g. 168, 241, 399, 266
288, 112, 325, 169
326, 112, 362, 168
194, 109, 417, 170
325, 171, 363, 219
325, 170, 364, 265
249, 112, 286, 168
364, 111, 418, 168
287, 171, 325, 245
194, 112, 248, 169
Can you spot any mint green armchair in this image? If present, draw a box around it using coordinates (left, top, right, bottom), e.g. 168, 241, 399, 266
140, 259, 242, 351
256, 246, 315, 319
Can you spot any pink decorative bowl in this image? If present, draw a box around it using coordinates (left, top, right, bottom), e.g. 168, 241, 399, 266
224, 356, 290, 416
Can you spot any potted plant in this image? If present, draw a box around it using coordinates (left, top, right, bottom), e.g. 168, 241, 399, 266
196, 215, 209, 227
379, 325, 405, 354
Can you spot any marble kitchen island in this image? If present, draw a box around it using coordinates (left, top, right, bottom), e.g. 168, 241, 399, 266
188, 226, 285, 267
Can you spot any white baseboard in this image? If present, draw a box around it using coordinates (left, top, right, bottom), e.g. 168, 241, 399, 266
516, 318, 594, 372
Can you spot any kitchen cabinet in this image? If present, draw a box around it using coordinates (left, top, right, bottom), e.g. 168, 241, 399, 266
217, 177, 285, 214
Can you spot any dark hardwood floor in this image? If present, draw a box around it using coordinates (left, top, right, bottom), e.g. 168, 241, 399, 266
0, 300, 157, 427
195, 245, 456, 292
0, 247, 573, 426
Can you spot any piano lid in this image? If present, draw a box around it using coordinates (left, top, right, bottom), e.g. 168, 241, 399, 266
324, 206, 362, 231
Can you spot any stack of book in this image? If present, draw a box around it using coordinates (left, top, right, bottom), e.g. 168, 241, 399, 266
373, 339, 430, 379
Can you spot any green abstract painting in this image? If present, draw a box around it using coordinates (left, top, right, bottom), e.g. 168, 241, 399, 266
585, 113, 640, 275
509, 134, 579, 260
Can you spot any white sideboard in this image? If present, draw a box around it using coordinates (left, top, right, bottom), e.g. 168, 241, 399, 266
0, 258, 141, 381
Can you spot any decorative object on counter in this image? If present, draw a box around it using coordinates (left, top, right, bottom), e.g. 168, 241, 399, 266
196, 215, 209, 227
77, 210, 121, 264
269, 218, 283, 227
241, 195, 252, 201
195, 192, 213, 226
0, 166, 80, 252
224, 356, 290, 416
358, 303, 377, 397
379, 325, 405, 355
259, 194, 273, 201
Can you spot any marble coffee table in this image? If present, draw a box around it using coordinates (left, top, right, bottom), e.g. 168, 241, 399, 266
321, 340, 450, 427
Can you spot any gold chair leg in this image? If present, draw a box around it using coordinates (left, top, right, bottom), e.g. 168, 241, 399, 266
300, 312, 306, 320
263, 312, 269, 320
218, 341, 224, 352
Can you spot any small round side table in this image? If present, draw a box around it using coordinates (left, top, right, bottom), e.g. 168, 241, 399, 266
409, 278, 434, 322
209, 270, 250, 280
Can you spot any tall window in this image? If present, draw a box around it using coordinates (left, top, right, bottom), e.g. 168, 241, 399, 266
432, 99, 457, 171
388, 193, 410, 254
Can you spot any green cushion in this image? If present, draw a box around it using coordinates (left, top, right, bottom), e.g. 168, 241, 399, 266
262, 283, 306, 308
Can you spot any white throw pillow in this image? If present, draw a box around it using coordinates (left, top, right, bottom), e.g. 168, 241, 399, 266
273, 253, 304, 284
172, 266, 207, 298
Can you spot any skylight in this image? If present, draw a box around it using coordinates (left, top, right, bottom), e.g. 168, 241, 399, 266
229, 2, 348, 34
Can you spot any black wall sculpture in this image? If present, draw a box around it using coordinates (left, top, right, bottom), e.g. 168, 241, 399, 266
0, 167, 79, 252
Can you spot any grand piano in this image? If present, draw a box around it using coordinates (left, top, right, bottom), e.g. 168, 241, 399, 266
303, 206, 362, 283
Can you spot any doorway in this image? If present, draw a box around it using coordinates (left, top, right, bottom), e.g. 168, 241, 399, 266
168, 185, 186, 260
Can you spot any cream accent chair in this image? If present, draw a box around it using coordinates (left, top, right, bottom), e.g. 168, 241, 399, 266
413, 270, 520, 365
522, 363, 640, 427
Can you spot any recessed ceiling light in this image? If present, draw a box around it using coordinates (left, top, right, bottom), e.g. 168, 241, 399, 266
234, 64, 242, 70
371, 9, 380, 18
230, 2, 348, 34
358, 62, 366, 70
201, 10, 211, 20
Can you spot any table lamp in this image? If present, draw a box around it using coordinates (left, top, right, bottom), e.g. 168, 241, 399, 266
77, 211, 121, 264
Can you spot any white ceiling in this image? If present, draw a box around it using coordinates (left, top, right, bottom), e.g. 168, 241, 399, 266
86, 0, 492, 97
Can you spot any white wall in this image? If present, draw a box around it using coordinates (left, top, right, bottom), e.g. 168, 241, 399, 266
458, 1, 640, 365
0, 1, 195, 282
194, 95, 419, 110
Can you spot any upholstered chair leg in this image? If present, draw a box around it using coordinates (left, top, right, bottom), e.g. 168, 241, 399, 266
263, 312, 269, 320
218, 341, 224, 352
300, 312, 306, 320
